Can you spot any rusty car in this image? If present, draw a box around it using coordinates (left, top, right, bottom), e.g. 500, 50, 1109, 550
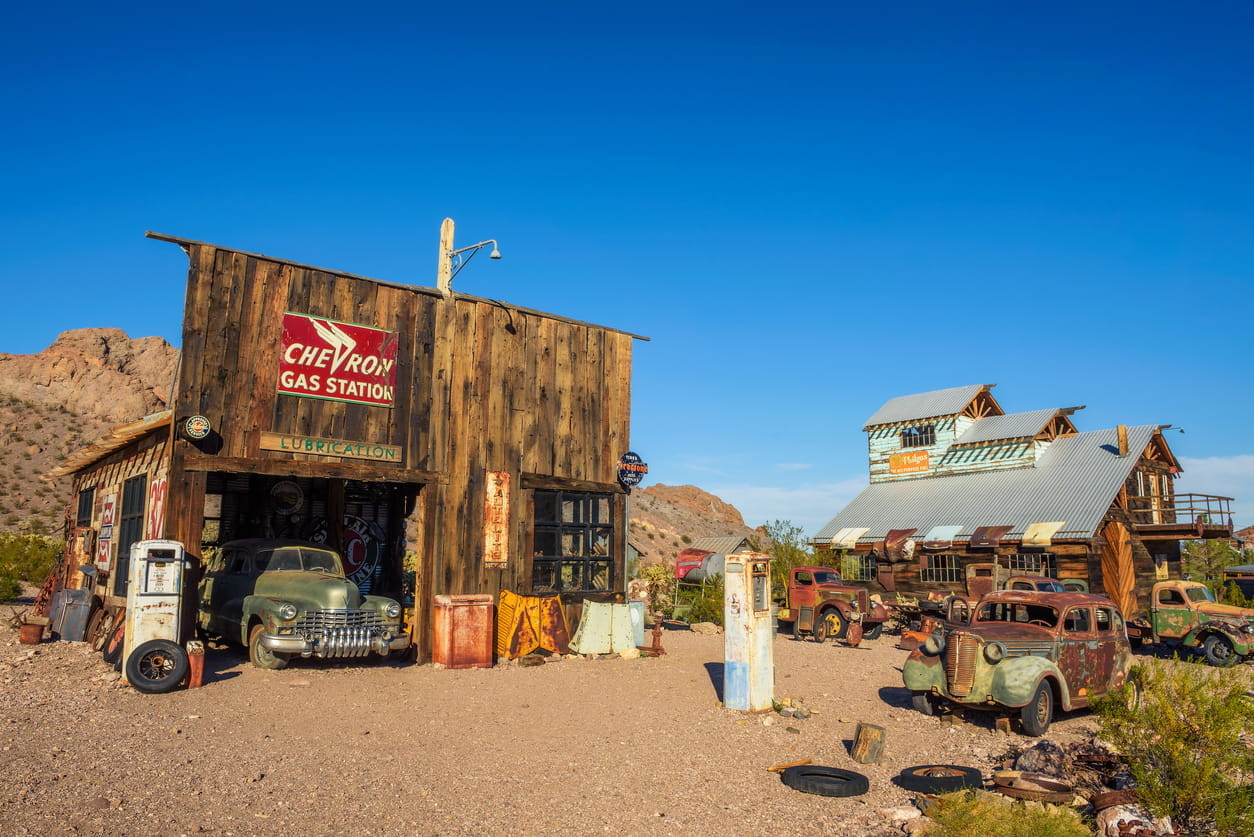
775, 566, 890, 642
197, 538, 410, 669
1124, 579, 1254, 666
902, 590, 1132, 735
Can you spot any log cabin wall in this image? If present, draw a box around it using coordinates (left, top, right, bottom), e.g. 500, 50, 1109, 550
154, 235, 637, 662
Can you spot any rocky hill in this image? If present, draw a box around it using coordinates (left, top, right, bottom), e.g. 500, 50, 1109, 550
628, 483, 767, 567
0, 329, 177, 535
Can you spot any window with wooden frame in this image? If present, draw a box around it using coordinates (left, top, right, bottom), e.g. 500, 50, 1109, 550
112, 474, 148, 596
900, 424, 936, 448
75, 487, 95, 529
839, 552, 877, 582
919, 553, 962, 583
531, 490, 614, 594
1008, 552, 1056, 577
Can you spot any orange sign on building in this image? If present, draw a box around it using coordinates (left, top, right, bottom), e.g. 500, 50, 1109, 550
889, 450, 930, 475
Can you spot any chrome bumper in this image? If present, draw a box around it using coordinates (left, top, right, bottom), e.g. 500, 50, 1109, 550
261, 629, 411, 658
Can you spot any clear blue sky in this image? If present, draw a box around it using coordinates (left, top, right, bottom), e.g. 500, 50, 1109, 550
2, 2, 1251, 533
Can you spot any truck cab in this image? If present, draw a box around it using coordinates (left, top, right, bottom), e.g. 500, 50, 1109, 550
1141, 579, 1254, 667
775, 566, 889, 642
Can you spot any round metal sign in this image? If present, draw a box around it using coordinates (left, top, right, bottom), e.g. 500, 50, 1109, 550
184, 415, 212, 440
617, 450, 648, 487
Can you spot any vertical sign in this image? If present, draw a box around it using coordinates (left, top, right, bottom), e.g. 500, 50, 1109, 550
483, 472, 510, 567
96, 493, 117, 571
147, 478, 168, 539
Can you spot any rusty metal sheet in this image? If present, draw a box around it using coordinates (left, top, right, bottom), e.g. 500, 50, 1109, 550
920, 524, 963, 550
1022, 521, 1065, 547
879, 528, 917, 564
969, 525, 1013, 549
495, 590, 572, 659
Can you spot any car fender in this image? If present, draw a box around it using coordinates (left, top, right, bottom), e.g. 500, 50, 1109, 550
240, 595, 290, 646
1187, 621, 1254, 654
902, 650, 946, 694
990, 656, 1073, 710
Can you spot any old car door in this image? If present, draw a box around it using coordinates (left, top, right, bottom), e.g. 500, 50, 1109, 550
1088, 605, 1125, 698
1059, 605, 1098, 705
213, 545, 255, 637
1152, 585, 1194, 640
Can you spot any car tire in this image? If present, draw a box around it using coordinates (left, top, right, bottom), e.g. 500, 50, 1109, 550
102, 620, 126, 666
780, 765, 869, 798
1203, 634, 1237, 668
814, 610, 848, 642
1020, 682, 1054, 736
911, 690, 939, 716
863, 622, 884, 641
897, 765, 984, 794
249, 623, 291, 670
125, 639, 190, 694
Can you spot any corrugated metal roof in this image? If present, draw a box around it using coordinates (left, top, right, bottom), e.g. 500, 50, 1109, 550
862, 384, 993, 429
690, 536, 752, 554
953, 408, 1061, 445
44, 411, 172, 480
814, 424, 1161, 544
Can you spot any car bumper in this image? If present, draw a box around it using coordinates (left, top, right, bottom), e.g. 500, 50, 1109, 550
261, 629, 411, 658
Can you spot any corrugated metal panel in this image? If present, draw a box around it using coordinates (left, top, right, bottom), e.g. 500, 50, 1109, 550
690, 536, 751, 554
862, 384, 992, 429
46, 411, 173, 479
953, 409, 1060, 445
813, 425, 1159, 545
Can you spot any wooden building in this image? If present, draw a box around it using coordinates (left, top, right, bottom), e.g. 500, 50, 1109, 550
813, 384, 1235, 619
49, 230, 646, 661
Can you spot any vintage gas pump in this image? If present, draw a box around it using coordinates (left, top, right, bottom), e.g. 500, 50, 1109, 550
122, 540, 191, 693
724, 553, 774, 711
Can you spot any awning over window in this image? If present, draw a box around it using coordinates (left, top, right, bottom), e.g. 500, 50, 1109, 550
830, 527, 870, 549
969, 525, 1013, 549
1022, 521, 1066, 547
920, 524, 963, 550
879, 528, 918, 563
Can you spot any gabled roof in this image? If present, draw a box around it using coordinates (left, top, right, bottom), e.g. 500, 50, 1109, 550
815, 424, 1164, 545
953, 408, 1077, 446
689, 536, 753, 554
863, 384, 997, 429
44, 411, 172, 480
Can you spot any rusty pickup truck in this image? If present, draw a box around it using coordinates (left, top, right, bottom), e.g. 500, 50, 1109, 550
775, 566, 889, 642
1126, 579, 1254, 667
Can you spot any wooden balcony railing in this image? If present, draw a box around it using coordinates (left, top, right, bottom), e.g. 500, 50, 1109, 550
1126, 492, 1234, 535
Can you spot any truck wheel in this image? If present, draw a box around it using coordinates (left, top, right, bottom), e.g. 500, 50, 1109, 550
1020, 682, 1054, 736
814, 610, 848, 642
249, 623, 291, 670
911, 691, 938, 716
125, 639, 189, 694
863, 622, 884, 640
1203, 634, 1237, 668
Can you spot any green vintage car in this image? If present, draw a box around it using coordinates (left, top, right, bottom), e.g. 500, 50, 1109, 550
198, 538, 410, 669
903, 590, 1132, 735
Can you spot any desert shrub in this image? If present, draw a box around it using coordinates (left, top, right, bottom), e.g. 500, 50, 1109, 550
0, 575, 22, 602
0, 533, 62, 583
762, 519, 813, 592
680, 534, 691, 544
1094, 661, 1253, 836
637, 563, 675, 615
675, 575, 724, 625
926, 790, 1089, 837
1221, 581, 1251, 607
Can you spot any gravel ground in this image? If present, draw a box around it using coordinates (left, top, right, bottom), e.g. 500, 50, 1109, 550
0, 619, 1105, 837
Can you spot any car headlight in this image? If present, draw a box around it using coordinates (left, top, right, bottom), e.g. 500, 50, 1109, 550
277, 603, 298, 620
983, 641, 1006, 663
385, 602, 401, 619
923, 633, 946, 655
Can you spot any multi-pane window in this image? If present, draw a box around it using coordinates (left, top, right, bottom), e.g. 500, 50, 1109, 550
919, 553, 962, 583
1008, 552, 1056, 577
532, 490, 613, 593
112, 475, 147, 596
900, 424, 936, 448
840, 552, 877, 582
75, 487, 95, 528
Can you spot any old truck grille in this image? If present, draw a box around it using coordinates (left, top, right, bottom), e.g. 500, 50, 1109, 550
292, 609, 386, 658
944, 632, 980, 697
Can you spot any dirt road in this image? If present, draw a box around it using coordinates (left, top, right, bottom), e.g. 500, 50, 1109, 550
0, 621, 1100, 836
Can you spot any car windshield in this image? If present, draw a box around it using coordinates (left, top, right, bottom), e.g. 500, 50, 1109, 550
1037, 581, 1066, 592
1186, 586, 1216, 604
813, 571, 842, 584
975, 601, 1059, 628
260, 547, 344, 575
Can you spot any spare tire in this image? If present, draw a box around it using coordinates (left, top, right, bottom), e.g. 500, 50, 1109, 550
125, 639, 190, 694
780, 765, 869, 798
897, 764, 984, 794
101, 620, 126, 666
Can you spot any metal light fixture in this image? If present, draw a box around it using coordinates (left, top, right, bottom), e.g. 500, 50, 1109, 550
436, 218, 501, 297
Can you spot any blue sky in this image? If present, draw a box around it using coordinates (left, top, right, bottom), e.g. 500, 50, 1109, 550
2, 3, 1251, 534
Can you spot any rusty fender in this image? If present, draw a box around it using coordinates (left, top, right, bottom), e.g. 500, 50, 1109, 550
1187, 620, 1254, 654
990, 657, 1073, 710
902, 648, 945, 694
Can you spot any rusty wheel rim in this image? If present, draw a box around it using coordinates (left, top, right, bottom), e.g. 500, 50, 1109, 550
1031, 689, 1050, 726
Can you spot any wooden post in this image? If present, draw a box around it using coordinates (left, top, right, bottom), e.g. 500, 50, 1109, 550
851, 722, 887, 764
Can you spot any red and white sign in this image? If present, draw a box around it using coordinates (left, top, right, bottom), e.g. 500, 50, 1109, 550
147, 478, 168, 539
96, 493, 117, 571
278, 312, 399, 408
483, 471, 510, 567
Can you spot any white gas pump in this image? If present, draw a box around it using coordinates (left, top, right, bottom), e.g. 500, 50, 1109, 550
723, 553, 774, 711
122, 540, 191, 693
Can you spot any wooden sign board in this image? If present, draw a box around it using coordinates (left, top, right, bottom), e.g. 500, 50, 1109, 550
260, 431, 401, 463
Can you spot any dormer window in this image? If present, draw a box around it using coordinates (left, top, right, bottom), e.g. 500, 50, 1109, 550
900, 424, 936, 448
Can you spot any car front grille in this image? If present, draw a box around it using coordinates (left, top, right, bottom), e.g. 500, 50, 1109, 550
944, 631, 980, 697
292, 609, 388, 658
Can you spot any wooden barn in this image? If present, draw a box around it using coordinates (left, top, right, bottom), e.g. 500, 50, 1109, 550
812, 384, 1235, 619
48, 228, 646, 661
